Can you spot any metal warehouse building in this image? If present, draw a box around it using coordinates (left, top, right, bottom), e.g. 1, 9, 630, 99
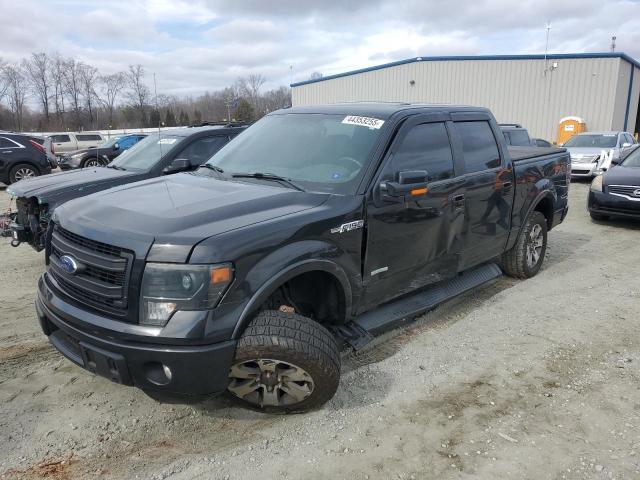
291, 53, 640, 143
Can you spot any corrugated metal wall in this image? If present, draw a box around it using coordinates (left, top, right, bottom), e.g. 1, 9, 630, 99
292, 57, 635, 141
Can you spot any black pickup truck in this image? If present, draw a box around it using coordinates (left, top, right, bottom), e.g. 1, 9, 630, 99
35, 103, 569, 412
4, 125, 246, 250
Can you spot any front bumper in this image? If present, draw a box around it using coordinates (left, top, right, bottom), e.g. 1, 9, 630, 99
588, 190, 640, 219
57, 156, 82, 170
36, 275, 237, 396
571, 162, 598, 177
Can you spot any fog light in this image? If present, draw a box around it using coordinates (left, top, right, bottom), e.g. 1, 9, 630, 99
162, 364, 172, 381
144, 362, 173, 385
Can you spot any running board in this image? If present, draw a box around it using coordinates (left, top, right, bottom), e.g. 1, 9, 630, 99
354, 263, 503, 337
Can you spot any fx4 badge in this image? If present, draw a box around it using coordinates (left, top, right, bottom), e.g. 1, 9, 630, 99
330, 220, 364, 234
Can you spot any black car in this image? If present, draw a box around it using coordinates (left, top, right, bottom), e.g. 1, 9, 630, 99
58, 134, 147, 170
35, 103, 569, 412
0, 132, 53, 184
5, 124, 246, 250
588, 145, 640, 221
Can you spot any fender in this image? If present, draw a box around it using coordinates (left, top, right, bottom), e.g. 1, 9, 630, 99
506, 186, 556, 251
230, 242, 357, 339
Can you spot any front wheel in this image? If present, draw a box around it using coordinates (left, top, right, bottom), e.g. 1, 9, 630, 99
501, 211, 548, 279
228, 310, 340, 413
82, 157, 104, 168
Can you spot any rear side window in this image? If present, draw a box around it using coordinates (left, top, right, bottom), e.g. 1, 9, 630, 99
50, 135, 71, 143
456, 121, 501, 173
508, 130, 530, 146
76, 134, 102, 141
178, 136, 230, 165
0, 137, 19, 148
392, 123, 455, 181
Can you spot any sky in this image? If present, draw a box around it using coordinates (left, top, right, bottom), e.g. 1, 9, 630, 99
1, 0, 640, 97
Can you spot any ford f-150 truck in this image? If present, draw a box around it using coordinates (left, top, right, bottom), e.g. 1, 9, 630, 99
35, 103, 570, 412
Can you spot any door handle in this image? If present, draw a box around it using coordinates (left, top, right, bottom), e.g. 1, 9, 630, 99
502, 181, 513, 190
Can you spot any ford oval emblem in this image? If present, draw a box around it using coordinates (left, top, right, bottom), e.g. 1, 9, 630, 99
59, 255, 79, 274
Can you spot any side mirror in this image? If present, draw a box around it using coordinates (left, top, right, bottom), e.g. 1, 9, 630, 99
380, 170, 429, 201
113, 143, 120, 150
163, 158, 191, 174
611, 157, 622, 166
622, 142, 632, 148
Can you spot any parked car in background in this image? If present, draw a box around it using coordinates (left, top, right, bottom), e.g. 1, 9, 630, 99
5, 125, 246, 250
35, 103, 569, 412
0, 132, 53, 184
532, 138, 552, 147
30, 136, 58, 167
58, 134, 147, 169
48, 132, 105, 155
588, 145, 640, 221
500, 123, 533, 146
565, 131, 636, 177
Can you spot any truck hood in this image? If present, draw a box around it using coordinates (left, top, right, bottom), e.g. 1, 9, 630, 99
6, 167, 138, 203
56, 173, 329, 253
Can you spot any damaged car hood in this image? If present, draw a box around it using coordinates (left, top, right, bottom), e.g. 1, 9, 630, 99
7, 167, 142, 207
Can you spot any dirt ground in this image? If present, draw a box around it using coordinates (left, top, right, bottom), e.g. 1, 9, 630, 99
1, 180, 640, 480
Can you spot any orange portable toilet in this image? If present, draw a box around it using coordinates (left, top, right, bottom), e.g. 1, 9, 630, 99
557, 116, 586, 145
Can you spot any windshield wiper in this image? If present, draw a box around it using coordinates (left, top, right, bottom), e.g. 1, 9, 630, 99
106, 164, 126, 171
231, 172, 305, 192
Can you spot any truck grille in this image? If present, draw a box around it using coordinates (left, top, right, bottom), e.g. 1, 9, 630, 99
608, 185, 640, 200
48, 225, 134, 316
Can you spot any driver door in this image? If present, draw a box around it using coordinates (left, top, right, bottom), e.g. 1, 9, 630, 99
360, 113, 466, 310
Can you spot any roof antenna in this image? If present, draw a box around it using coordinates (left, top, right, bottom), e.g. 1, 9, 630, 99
611, 35, 617, 52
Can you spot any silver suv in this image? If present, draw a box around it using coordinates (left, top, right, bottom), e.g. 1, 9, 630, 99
564, 131, 636, 177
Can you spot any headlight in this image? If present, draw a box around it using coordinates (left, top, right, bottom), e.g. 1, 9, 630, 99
139, 263, 233, 326
590, 175, 603, 192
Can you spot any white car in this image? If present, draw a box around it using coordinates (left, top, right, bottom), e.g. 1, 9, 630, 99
47, 132, 105, 156
565, 131, 636, 177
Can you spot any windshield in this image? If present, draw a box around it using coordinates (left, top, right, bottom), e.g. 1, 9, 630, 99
99, 137, 121, 148
202, 113, 384, 194
110, 133, 184, 171
621, 147, 640, 167
564, 134, 618, 148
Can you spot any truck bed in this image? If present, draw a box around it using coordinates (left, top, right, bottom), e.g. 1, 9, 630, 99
508, 145, 566, 162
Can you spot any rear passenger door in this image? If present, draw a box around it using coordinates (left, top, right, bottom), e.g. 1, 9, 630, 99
451, 114, 514, 269
362, 114, 466, 308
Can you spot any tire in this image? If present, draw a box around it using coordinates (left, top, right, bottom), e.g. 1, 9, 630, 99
82, 157, 103, 168
590, 211, 608, 222
228, 310, 340, 413
501, 211, 548, 279
9, 163, 39, 183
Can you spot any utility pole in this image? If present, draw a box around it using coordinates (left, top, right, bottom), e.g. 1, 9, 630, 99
611, 35, 617, 52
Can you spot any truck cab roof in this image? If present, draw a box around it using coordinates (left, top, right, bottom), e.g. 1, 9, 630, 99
279, 102, 490, 119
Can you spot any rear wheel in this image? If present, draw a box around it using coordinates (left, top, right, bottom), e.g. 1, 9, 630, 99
9, 163, 38, 183
228, 310, 340, 413
82, 157, 103, 168
501, 211, 548, 279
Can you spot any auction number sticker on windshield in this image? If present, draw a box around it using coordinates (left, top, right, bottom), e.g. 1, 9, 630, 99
158, 138, 177, 144
342, 115, 385, 129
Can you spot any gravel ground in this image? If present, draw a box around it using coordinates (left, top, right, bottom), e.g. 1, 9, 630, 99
1, 180, 640, 480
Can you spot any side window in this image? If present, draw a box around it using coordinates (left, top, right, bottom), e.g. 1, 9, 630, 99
119, 137, 135, 148
455, 121, 501, 173
392, 123, 455, 181
177, 136, 230, 166
502, 132, 511, 145
509, 130, 530, 146
0, 137, 16, 149
51, 134, 71, 143
77, 134, 102, 141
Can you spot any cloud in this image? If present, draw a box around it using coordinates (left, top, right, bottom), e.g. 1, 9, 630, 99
0, 0, 639, 100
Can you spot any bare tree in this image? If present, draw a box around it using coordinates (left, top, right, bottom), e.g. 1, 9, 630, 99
3, 65, 28, 131
79, 63, 99, 128
23, 53, 51, 126
63, 58, 84, 129
50, 54, 67, 129
0, 58, 9, 102
126, 64, 150, 125
98, 72, 126, 128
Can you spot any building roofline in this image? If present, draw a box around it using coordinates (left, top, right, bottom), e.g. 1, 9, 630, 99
290, 52, 640, 87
